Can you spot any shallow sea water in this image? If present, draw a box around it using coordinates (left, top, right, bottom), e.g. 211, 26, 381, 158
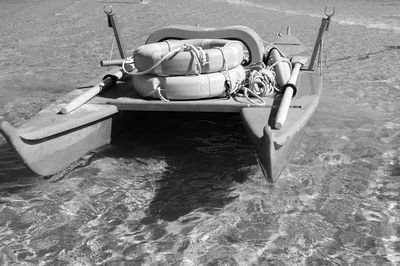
1, 0, 400, 264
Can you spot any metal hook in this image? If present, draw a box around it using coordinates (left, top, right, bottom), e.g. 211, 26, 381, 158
324, 6, 335, 19
104, 4, 113, 15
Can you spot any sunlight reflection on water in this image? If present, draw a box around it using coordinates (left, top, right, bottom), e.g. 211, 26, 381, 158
1, 0, 400, 264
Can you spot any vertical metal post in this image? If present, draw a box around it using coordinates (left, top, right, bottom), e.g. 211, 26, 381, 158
308, 19, 329, 71
105, 7, 127, 59
308, 8, 334, 71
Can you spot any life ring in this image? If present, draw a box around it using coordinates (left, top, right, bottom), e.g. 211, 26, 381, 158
132, 65, 246, 100
145, 25, 265, 66
133, 39, 244, 76
265, 48, 291, 88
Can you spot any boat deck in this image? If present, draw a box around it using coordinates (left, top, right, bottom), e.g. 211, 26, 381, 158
89, 75, 277, 113
82, 34, 312, 113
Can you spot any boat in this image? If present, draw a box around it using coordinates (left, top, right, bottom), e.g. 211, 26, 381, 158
0, 9, 334, 182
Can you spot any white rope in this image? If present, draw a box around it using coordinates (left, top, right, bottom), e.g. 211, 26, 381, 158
109, 36, 115, 61
123, 43, 210, 76
230, 55, 291, 107
156, 87, 169, 102
124, 43, 213, 100
247, 62, 277, 95
123, 39, 291, 105
214, 39, 293, 106
122, 45, 184, 74
121, 56, 135, 72
184, 44, 208, 75
107, 36, 116, 71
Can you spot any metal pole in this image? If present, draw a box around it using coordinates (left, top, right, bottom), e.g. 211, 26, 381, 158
105, 7, 127, 59
308, 7, 334, 71
308, 18, 329, 71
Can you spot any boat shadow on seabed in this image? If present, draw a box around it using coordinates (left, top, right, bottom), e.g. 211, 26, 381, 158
0, 111, 258, 222
101, 111, 258, 222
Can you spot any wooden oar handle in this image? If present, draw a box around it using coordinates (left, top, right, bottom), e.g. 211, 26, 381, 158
286, 63, 302, 87
275, 84, 295, 129
274, 61, 304, 129
60, 67, 128, 115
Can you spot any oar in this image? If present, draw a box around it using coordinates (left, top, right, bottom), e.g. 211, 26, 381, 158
274, 56, 309, 129
60, 64, 133, 115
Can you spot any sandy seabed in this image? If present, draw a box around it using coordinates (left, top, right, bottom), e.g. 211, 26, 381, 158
1, 0, 400, 265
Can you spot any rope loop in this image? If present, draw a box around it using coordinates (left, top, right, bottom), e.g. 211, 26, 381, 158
247, 61, 277, 97
122, 56, 135, 73
226, 61, 279, 106
182, 44, 208, 75
128, 43, 212, 76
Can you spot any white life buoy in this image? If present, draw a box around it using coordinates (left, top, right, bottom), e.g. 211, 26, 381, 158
133, 39, 244, 76
132, 65, 246, 100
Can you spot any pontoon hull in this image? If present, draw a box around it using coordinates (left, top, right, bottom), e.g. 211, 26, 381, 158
0, 104, 117, 176
240, 71, 322, 182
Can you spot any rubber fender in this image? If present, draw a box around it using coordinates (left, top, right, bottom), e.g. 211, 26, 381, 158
133, 39, 244, 76
132, 65, 246, 100
266, 48, 291, 88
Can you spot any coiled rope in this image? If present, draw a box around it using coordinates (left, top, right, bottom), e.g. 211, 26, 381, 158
229, 52, 291, 106
215, 39, 292, 106
242, 62, 277, 105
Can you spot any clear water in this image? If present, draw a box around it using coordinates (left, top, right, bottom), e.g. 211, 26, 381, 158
231, 0, 400, 32
0, 0, 400, 264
